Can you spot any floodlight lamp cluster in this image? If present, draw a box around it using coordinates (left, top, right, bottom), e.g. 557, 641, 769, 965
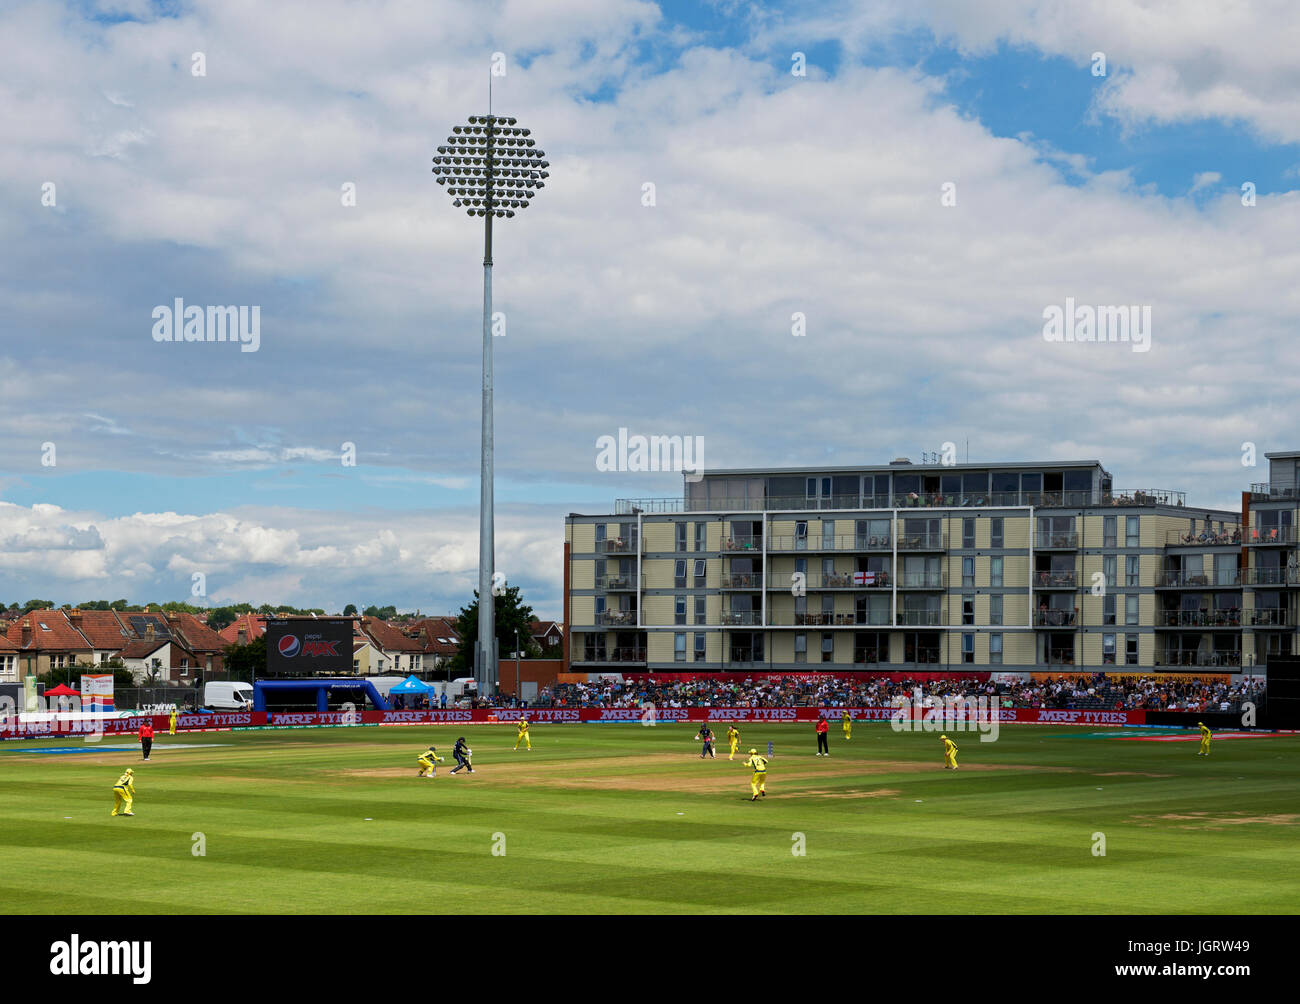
431, 114, 549, 217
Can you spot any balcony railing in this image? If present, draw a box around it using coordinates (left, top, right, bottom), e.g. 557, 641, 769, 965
719, 572, 763, 589
595, 610, 638, 626
767, 534, 890, 552
896, 610, 944, 626
1157, 649, 1243, 668
771, 571, 890, 589
1157, 610, 1242, 628
595, 538, 639, 554
1155, 570, 1242, 588
720, 611, 762, 626
1249, 483, 1300, 501
721, 536, 762, 551
579, 646, 646, 663
1166, 529, 1242, 546
595, 575, 637, 591
1247, 609, 1291, 626
1244, 567, 1300, 586
1244, 526, 1296, 545
898, 571, 945, 588
896, 531, 946, 550
1034, 570, 1078, 588
615, 487, 1187, 515
1035, 532, 1079, 549
1034, 609, 1078, 627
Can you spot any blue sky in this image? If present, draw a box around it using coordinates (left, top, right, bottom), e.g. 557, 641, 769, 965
2, 0, 1299, 617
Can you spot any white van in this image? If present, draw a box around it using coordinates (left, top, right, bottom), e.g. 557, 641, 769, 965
205, 681, 254, 711
445, 677, 479, 705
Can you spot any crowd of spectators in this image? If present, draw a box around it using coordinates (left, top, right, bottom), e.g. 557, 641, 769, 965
529, 673, 1264, 714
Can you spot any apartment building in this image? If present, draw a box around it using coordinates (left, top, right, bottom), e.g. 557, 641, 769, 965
564, 452, 1300, 674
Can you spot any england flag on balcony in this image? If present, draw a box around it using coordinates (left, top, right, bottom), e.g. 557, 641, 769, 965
854, 571, 875, 586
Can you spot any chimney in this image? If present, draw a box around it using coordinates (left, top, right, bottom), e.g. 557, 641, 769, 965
21, 618, 32, 646
69, 608, 83, 630
146, 623, 155, 638
237, 622, 247, 643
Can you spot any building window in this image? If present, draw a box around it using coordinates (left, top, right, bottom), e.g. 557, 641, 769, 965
989, 595, 1003, 626
1125, 594, 1139, 626
1103, 555, 1116, 587
962, 557, 975, 587
1103, 634, 1116, 665
595, 596, 606, 618
794, 633, 807, 663
675, 633, 686, 662
1126, 555, 1139, 586
962, 595, 975, 625
695, 595, 706, 625
1126, 515, 1140, 547
674, 559, 687, 588
693, 558, 706, 587
821, 633, 834, 662
990, 518, 1004, 548
694, 633, 706, 662
1125, 635, 1139, 666
1103, 593, 1116, 625
1103, 516, 1116, 548
694, 522, 705, 551
595, 524, 606, 549
962, 632, 975, 664
675, 596, 686, 625
990, 556, 1003, 587
989, 633, 1002, 665
676, 522, 686, 551
962, 518, 975, 548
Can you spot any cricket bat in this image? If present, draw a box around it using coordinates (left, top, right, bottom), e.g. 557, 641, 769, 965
767, 740, 774, 757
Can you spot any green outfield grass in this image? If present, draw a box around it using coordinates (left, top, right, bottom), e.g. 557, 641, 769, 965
1, 723, 1296, 914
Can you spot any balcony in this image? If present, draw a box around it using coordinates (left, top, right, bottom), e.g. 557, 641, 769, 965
595, 575, 637, 591
1249, 483, 1300, 502
1166, 529, 1242, 547
720, 611, 762, 626
896, 531, 946, 550
1157, 649, 1243, 668
1035, 531, 1079, 549
596, 537, 639, 554
774, 611, 891, 627
1155, 570, 1242, 588
1034, 570, 1078, 589
595, 610, 638, 626
1246, 609, 1291, 627
897, 570, 945, 589
720, 572, 764, 589
771, 571, 890, 589
896, 609, 944, 626
1156, 610, 1242, 628
579, 646, 646, 664
1244, 568, 1300, 586
1034, 609, 1078, 627
767, 534, 884, 552
1244, 527, 1296, 545
721, 535, 762, 552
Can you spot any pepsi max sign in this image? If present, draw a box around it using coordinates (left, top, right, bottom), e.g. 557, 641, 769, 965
265, 618, 353, 675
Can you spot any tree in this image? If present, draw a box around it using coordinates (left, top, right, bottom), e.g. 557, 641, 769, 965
206, 607, 238, 632
363, 604, 398, 621
223, 635, 267, 680
21, 599, 55, 613
343, 603, 357, 617
450, 586, 536, 676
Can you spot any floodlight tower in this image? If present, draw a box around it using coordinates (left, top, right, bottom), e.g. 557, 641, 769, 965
432, 113, 549, 697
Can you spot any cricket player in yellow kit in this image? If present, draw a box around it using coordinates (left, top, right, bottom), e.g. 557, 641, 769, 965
743, 748, 768, 800
417, 745, 444, 777
1197, 721, 1212, 756
727, 725, 740, 759
169, 709, 178, 736
111, 769, 136, 816
941, 734, 959, 770
515, 716, 532, 750
841, 710, 852, 740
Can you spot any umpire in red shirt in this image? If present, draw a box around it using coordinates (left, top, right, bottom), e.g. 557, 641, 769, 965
815, 715, 830, 756
139, 719, 154, 761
